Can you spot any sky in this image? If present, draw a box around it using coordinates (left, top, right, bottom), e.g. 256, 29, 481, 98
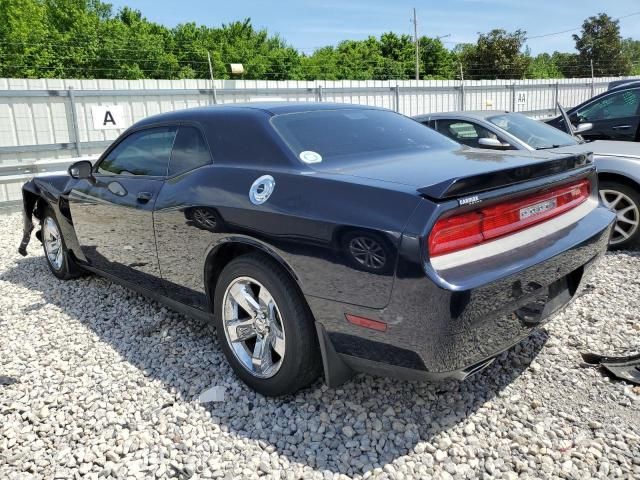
107, 0, 640, 55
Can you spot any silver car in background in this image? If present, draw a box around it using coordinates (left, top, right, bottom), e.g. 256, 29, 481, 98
415, 110, 640, 249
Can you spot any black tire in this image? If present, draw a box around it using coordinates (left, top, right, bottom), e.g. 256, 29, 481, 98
213, 253, 321, 396
599, 180, 640, 250
40, 207, 82, 280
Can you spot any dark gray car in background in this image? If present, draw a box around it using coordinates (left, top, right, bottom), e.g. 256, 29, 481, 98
545, 81, 640, 142
415, 110, 640, 249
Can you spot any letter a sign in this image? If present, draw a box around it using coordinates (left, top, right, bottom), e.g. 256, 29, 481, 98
91, 105, 126, 130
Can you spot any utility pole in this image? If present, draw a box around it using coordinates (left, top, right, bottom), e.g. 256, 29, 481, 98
207, 51, 218, 104
590, 59, 595, 97
413, 8, 419, 80
459, 63, 465, 111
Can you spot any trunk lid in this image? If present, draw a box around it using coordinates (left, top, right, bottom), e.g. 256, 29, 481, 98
324, 146, 593, 200
549, 140, 640, 160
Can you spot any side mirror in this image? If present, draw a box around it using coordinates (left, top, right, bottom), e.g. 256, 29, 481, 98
478, 137, 511, 149
68, 160, 93, 180
574, 123, 593, 134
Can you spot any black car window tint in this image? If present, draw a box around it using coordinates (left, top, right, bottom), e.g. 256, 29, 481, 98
98, 127, 177, 176
169, 126, 212, 176
578, 89, 640, 121
207, 114, 285, 166
271, 109, 455, 165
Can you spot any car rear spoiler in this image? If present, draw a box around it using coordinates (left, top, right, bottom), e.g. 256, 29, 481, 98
417, 153, 594, 200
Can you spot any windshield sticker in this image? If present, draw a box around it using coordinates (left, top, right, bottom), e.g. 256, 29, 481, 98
299, 150, 323, 164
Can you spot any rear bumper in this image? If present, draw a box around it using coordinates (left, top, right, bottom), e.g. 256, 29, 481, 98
308, 202, 615, 385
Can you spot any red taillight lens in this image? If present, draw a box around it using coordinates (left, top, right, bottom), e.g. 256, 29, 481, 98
429, 179, 591, 257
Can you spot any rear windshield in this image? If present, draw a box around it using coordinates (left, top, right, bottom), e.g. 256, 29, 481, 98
270, 109, 455, 166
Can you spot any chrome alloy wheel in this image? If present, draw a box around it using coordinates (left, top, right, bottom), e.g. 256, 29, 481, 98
43, 217, 64, 271
222, 276, 286, 378
600, 189, 640, 245
348, 236, 387, 270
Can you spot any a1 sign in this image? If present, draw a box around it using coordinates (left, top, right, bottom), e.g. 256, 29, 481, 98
91, 105, 126, 130
516, 92, 527, 106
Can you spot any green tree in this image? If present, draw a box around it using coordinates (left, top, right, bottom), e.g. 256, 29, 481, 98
573, 13, 631, 76
379, 32, 413, 78
451, 43, 475, 77
549, 51, 581, 78
297, 47, 339, 80
526, 53, 563, 79
333, 37, 384, 80
0, 0, 57, 77
622, 38, 640, 75
419, 37, 455, 79
460, 29, 530, 79
2, 1, 637, 81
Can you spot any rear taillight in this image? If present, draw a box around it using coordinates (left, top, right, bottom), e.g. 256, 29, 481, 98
428, 178, 591, 257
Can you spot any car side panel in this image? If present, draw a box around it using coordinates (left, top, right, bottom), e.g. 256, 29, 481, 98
584, 115, 640, 141
563, 87, 640, 142
152, 165, 421, 310
68, 175, 167, 291
595, 155, 640, 186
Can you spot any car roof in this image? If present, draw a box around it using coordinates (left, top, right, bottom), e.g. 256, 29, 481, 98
414, 110, 510, 121
607, 79, 640, 91
133, 102, 388, 128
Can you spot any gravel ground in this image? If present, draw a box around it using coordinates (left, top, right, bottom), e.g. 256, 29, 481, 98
0, 211, 639, 480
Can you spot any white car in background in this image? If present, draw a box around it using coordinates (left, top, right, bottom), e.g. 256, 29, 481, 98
415, 109, 640, 249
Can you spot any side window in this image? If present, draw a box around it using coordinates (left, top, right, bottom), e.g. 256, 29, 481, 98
98, 127, 177, 176
168, 126, 212, 176
435, 120, 500, 148
578, 89, 640, 121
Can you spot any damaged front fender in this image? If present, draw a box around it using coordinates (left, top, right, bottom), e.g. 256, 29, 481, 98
17, 175, 73, 257
18, 180, 41, 256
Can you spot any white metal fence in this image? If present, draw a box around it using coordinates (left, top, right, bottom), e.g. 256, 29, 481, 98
1, 75, 638, 204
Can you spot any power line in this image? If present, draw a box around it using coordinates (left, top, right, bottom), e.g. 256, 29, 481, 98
526, 10, 640, 40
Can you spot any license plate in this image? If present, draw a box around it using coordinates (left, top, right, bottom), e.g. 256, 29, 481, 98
519, 198, 557, 220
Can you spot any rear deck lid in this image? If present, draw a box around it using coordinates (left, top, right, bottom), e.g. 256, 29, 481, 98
326, 146, 593, 200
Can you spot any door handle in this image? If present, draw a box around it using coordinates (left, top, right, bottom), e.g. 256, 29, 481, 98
136, 191, 153, 203
612, 125, 631, 130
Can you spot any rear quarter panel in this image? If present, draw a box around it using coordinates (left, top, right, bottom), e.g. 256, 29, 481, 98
152, 165, 421, 310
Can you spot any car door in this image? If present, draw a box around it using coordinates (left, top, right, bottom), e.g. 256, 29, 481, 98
152, 125, 215, 311
68, 125, 177, 290
574, 88, 640, 141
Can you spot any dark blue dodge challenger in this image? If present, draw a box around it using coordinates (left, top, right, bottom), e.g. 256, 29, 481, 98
19, 103, 615, 396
